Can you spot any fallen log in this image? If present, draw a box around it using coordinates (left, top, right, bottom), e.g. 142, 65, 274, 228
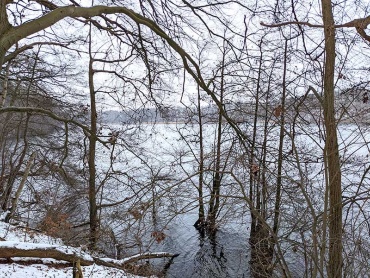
0, 241, 178, 271
0, 242, 94, 266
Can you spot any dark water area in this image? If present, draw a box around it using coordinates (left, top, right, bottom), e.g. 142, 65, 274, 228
155, 212, 251, 278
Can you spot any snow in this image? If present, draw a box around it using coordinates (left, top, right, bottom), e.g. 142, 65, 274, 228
0, 263, 136, 278
0, 219, 62, 245
0, 222, 142, 278
0, 241, 83, 252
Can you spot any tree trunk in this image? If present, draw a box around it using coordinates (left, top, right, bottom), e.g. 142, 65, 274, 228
88, 24, 98, 250
273, 38, 288, 236
249, 38, 263, 240
0, 1, 11, 66
207, 49, 225, 230
249, 38, 276, 278
5, 152, 37, 223
250, 222, 273, 278
1, 114, 29, 212
321, 1, 342, 277
195, 84, 205, 230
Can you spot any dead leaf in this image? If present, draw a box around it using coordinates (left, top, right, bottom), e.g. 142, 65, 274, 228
151, 231, 166, 243
274, 105, 283, 117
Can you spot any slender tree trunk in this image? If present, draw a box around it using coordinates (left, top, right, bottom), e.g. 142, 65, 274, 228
0, 62, 11, 107
207, 50, 225, 229
212, 88, 222, 217
273, 39, 288, 236
196, 85, 205, 227
1, 114, 29, 212
249, 39, 263, 239
5, 151, 37, 223
88, 23, 98, 249
248, 39, 276, 278
321, 1, 342, 277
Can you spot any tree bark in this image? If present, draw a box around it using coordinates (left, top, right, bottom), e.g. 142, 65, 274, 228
248, 38, 276, 278
0, 1, 11, 65
273, 38, 288, 236
88, 23, 98, 250
321, 1, 342, 277
196, 84, 205, 228
207, 45, 225, 229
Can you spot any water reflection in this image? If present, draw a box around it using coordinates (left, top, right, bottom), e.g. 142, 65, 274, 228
158, 213, 250, 278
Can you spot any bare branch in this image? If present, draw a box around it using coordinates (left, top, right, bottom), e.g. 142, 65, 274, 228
260, 21, 324, 28
32, 0, 59, 10
4, 41, 75, 63
261, 15, 370, 43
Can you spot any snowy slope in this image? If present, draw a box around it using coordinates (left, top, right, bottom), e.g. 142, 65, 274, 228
0, 263, 136, 278
0, 221, 141, 278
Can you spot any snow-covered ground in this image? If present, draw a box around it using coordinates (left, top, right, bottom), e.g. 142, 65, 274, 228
0, 263, 136, 278
0, 221, 141, 278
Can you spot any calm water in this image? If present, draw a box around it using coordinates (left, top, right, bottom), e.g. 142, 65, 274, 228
155, 212, 250, 278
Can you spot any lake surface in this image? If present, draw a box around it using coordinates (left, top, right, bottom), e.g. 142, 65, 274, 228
154, 211, 251, 278
104, 123, 370, 277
